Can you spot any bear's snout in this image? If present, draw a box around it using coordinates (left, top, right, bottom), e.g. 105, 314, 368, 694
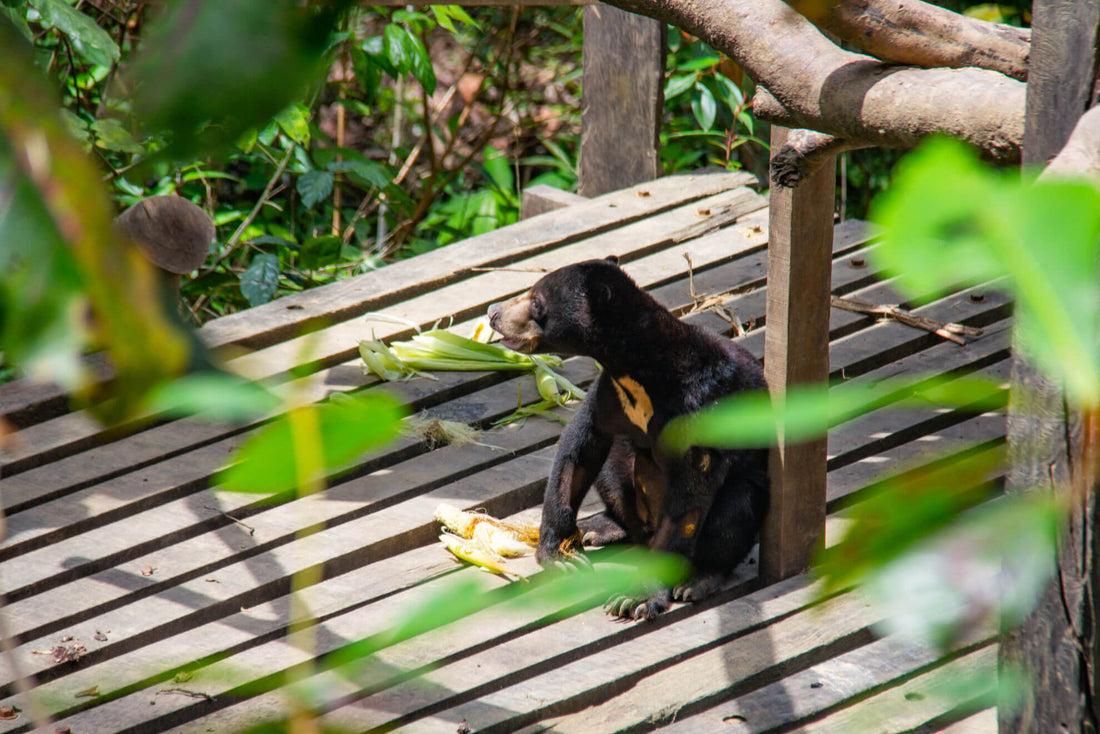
487, 302, 503, 332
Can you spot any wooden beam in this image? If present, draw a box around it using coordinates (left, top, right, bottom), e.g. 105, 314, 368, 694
760, 125, 835, 583
520, 184, 588, 219
577, 4, 665, 196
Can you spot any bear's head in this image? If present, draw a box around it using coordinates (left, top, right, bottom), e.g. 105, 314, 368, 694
487, 256, 637, 356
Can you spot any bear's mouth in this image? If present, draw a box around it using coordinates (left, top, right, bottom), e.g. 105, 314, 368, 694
498, 334, 537, 353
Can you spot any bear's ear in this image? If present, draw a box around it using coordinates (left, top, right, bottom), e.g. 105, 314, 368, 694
604, 255, 620, 266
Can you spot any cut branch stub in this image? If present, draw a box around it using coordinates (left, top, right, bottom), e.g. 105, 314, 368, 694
770, 129, 873, 188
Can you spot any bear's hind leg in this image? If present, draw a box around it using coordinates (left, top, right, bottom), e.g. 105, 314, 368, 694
584, 436, 647, 547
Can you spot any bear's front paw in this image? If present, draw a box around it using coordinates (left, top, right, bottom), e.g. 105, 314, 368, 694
604, 588, 672, 621
536, 532, 588, 572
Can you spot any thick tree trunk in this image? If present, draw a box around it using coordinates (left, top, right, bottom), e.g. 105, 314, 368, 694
999, 0, 1100, 730
605, 0, 1026, 161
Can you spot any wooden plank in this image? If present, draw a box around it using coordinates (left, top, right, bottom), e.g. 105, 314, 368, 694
791, 645, 996, 733
197, 171, 755, 352
760, 126, 836, 583
0, 359, 593, 599
520, 184, 587, 219
577, 5, 664, 196
653, 635, 974, 733
0, 194, 767, 493
421, 593, 878, 734
0, 172, 752, 435
0, 444, 558, 691
6, 397, 1005, 731
225, 187, 766, 384
939, 708, 997, 733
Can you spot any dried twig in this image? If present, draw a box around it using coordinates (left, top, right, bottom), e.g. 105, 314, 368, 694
681, 253, 749, 334
830, 295, 983, 344
157, 688, 213, 701
203, 505, 256, 536
469, 265, 550, 274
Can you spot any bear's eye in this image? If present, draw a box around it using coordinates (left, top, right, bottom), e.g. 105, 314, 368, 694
528, 294, 545, 322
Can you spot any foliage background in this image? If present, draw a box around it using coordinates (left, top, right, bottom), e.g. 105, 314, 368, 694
1, 0, 1031, 338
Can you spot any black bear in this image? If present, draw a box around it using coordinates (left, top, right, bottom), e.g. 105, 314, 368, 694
487, 256, 769, 620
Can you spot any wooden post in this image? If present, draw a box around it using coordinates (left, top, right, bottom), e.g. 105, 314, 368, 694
578, 4, 665, 197
998, 0, 1100, 731
760, 126, 835, 583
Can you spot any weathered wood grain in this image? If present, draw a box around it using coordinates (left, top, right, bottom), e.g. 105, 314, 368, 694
520, 184, 587, 220
0, 188, 767, 480
0, 172, 754, 434
653, 635, 977, 733
761, 126, 836, 583
197, 172, 756, 353
578, 4, 665, 197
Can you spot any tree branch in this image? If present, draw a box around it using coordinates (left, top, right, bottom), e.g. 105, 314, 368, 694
818, 0, 1030, 81
1040, 106, 1100, 184
769, 128, 873, 188
606, 0, 1026, 161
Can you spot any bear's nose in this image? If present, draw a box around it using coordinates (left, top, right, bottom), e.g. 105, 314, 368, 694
487, 302, 502, 330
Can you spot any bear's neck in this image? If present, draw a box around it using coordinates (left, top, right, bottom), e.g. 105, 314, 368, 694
590, 305, 689, 384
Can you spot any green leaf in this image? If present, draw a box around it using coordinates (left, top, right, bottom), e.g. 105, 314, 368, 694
240, 252, 280, 307
298, 234, 342, 270
482, 146, 514, 194
383, 24, 413, 74
871, 137, 1100, 406
864, 491, 1059, 649
91, 118, 145, 154
360, 35, 397, 78
691, 85, 718, 131
145, 372, 281, 421
297, 169, 334, 209
664, 73, 695, 101
430, 5, 477, 32
350, 46, 382, 103
816, 445, 1006, 597
405, 30, 436, 94
1, 7, 33, 41
273, 102, 311, 145
0, 20, 190, 422
216, 392, 407, 494
660, 374, 1007, 454
29, 0, 120, 67
678, 54, 721, 72
128, 0, 349, 162
324, 152, 390, 189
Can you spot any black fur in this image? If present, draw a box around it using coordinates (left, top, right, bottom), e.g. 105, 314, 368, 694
487, 258, 769, 620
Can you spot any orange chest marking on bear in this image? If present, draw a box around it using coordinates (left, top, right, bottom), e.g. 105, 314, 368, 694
611, 376, 654, 433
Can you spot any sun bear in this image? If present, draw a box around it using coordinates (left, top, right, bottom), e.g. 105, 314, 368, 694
487, 256, 769, 620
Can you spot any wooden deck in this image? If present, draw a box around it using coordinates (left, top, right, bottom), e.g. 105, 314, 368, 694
0, 171, 1006, 733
